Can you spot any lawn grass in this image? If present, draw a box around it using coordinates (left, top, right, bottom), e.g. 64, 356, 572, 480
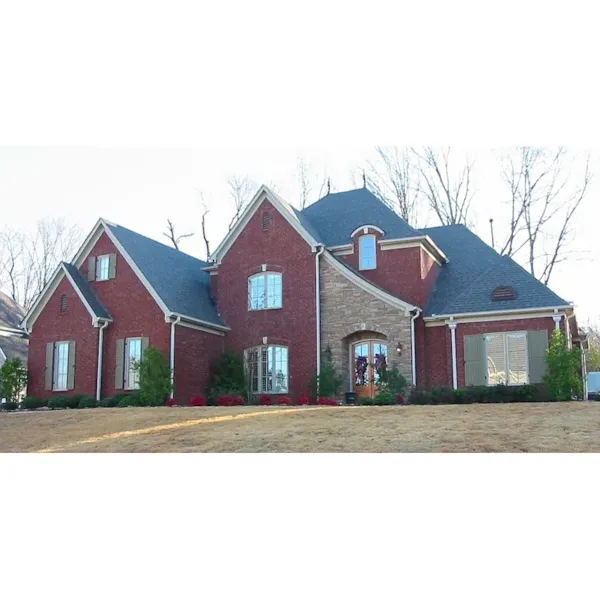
1, 402, 599, 453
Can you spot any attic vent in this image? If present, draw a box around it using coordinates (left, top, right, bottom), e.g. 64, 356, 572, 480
60, 293, 67, 313
262, 211, 272, 231
491, 286, 517, 302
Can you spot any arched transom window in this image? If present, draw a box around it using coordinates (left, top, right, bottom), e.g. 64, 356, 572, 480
248, 272, 282, 310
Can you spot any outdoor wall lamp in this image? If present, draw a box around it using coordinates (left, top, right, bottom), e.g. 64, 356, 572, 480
396, 343, 403, 356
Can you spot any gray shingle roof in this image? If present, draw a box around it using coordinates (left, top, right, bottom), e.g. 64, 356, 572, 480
106, 223, 226, 328
301, 188, 418, 246
421, 224, 570, 316
0, 335, 28, 364
0, 291, 25, 330
62, 262, 112, 320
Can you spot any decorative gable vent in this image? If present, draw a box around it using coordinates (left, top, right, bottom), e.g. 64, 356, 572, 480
60, 293, 67, 313
262, 211, 272, 231
491, 286, 517, 301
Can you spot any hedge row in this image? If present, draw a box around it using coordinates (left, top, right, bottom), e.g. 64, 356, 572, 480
407, 384, 548, 405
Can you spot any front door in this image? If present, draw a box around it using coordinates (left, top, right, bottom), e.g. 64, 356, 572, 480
352, 341, 388, 399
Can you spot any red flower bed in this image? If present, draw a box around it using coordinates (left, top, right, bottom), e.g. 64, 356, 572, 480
396, 394, 405, 405
317, 397, 338, 406
259, 395, 272, 406
233, 396, 245, 406
277, 396, 292, 405
189, 396, 207, 407
298, 395, 310, 405
217, 396, 234, 407
167, 398, 177, 407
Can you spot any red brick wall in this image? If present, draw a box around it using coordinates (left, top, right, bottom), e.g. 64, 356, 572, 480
341, 232, 439, 308
27, 278, 98, 398
83, 232, 171, 399
455, 317, 555, 388
174, 324, 224, 403
421, 324, 451, 388
215, 199, 316, 397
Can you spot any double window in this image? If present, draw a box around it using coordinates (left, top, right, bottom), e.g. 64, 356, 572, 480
485, 332, 528, 386
248, 272, 282, 311
359, 235, 377, 270
245, 345, 289, 394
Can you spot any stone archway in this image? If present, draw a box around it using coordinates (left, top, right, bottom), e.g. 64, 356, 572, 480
344, 331, 389, 400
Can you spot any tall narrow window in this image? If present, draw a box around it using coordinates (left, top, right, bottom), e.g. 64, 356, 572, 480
53, 342, 70, 391
96, 255, 110, 281
359, 235, 377, 270
125, 338, 143, 390
245, 345, 289, 393
248, 272, 283, 310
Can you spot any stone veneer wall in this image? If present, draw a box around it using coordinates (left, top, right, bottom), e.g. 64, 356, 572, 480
320, 258, 413, 398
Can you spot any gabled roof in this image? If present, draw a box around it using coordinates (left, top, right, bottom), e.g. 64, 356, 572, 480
422, 224, 571, 317
301, 187, 419, 246
62, 263, 111, 321
0, 291, 25, 331
0, 335, 28, 363
105, 223, 226, 328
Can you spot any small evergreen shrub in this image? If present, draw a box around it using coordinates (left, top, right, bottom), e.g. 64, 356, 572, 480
2, 401, 18, 411
48, 396, 69, 410
379, 366, 408, 397
0, 357, 27, 403
78, 396, 97, 409
136, 347, 171, 406
20, 397, 44, 411
310, 347, 343, 400
208, 352, 246, 400
544, 330, 583, 401
408, 388, 433, 405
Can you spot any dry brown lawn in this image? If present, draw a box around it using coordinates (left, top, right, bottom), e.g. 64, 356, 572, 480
1, 402, 599, 453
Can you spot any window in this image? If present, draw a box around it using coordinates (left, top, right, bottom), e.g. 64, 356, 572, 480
60, 294, 67, 313
246, 345, 289, 394
248, 272, 282, 310
96, 255, 110, 281
359, 235, 377, 270
53, 342, 70, 391
485, 332, 528, 386
125, 338, 143, 390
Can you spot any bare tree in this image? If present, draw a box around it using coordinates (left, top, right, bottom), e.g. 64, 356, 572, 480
296, 156, 328, 209
497, 147, 592, 285
364, 146, 423, 226
411, 147, 475, 226
163, 219, 194, 251
227, 175, 256, 230
197, 190, 211, 260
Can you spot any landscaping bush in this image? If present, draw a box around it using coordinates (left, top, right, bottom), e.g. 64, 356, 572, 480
233, 396, 245, 406
309, 347, 343, 400
2, 401, 18, 411
396, 393, 406, 405
20, 396, 44, 411
408, 384, 545, 405
217, 396, 234, 407
118, 397, 132, 408
208, 352, 246, 401
0, 357, 27, 403
100, 394, 127, 408
317, 397, 338, 406
379, 366, 408, 397
430, 386, 455, 405
298, 394, 310, 405
78, 396, 98, 409
189, 396, 208, 407
408, 388, 433, 405
259, 394, 272, 406
544, 330, 583, 401
277, 396, 292, 405
136, 347, 171, 406
167, 398, 178, 407
48, 396, 69, 410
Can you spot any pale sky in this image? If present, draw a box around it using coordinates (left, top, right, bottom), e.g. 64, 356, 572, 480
1, 147, 598, 324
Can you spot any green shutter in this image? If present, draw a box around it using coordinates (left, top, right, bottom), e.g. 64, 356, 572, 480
465, 334, 486, 386
67, 341, 76, 390
528, 330, 549, 384
108, 253, 117, 279
115, 338, 125, 389
45, 342, 54, 391
87, 256, 96, 281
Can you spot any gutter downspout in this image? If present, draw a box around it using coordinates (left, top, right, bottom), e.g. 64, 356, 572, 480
449, 321, 458, 390
96, 320, 109, 402
315, 245, 325, 384
411, 309, 421, 387
170, 316, 182, 399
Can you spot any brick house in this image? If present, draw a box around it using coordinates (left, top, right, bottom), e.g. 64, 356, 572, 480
21, 185, 576, 403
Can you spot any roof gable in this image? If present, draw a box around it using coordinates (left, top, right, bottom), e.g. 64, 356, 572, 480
301, 187, 419, 247
62, 263, 112, 321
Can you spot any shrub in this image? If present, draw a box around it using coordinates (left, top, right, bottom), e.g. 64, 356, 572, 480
189, 396, 208, 407
78, 396, 97, 409
259, 395, 272, 406
217, 396, 234, 407
277, 396, 292, 405
373, 390, 397, 405
167, 398, 177, 407
396, 393, 406, 405
298, 394, 310, 405
118, 397, 131, 408
544, 330, 583, 401
64, 395, 83, 409
317, 397, 338, 406
136, 347, 172, 406
0, 357, 27, 403
20, 396, 44, 411
430, 387, 455, 405
379, 366, 408, 397
233, 396, 245, 406
309, 347, 343, 399
100, 394, 126, 408
2, 401, 18, 411
208, 352, 246, 400
408, 388, 433, 405
512, 384, 540, 402
48, 396, 69, 410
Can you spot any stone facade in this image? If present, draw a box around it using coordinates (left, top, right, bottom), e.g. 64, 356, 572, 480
320, 258, 413, 398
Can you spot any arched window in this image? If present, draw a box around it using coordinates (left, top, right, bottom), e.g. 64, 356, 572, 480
248, 272, 282, 310
245, 345, 289, 394
359, 235, 377, 270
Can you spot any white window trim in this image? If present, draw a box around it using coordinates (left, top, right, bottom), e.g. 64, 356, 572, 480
245, 345, 289, 394
125, 337, 143, 390
53, 341, 70, 392
359, 234, 377, 271
484, 330, 529, 386
96, 254, 111, 281
248, 272, 283, 311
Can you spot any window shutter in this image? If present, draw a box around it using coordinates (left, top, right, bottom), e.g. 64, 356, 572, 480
87, 256, 96, 281
464, 334, 486, 386
108, 253, 117, 279
528, 330, 549, 384
67, 341, 76, 390
115, 338, 125, 389
45, 342, 54, 391
141, 337, 149, 359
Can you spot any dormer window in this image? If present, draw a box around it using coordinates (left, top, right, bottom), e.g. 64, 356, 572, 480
359, 235, 377, 270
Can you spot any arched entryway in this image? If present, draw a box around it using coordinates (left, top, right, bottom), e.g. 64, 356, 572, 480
349, 333, 389, 400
